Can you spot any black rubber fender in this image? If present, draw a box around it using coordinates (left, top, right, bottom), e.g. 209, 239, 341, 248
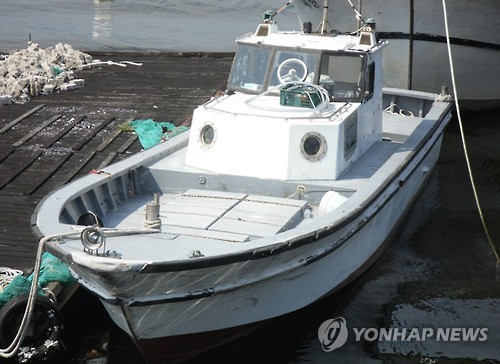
0, 293, 63, 350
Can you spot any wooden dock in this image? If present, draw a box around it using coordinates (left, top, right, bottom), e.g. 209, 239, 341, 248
0, 52, 233, 269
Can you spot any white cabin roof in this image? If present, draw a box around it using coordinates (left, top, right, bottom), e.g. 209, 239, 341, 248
237, 22, 379, 53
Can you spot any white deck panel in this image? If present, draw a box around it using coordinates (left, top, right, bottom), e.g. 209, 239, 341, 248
155, 189, 310, 239
210, 195, 308, 237
161, 213, 219, 230
245, 195, 309, 209
209, 218, 285, 237
181, 189, 247, 201
222, 202, 303, 226
161, 189, 247, 229
383, 112, 423, 137
161, 225, 250, 243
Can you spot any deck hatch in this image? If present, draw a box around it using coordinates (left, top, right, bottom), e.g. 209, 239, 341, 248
209, 194, 309, 238
160, 189, 309, 240
161, 189, 246, 229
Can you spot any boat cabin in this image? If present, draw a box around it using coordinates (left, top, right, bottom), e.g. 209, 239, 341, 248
185, 21, 386, 181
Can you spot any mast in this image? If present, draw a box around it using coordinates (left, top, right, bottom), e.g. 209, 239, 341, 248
319, 0, 331, 35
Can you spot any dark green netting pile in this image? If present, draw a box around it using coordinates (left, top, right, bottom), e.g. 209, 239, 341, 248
129, 118, 189, 150
33, 252, 76, 287
0, 253, 76, 309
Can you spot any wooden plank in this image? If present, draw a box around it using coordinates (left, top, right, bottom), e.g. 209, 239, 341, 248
41, 115, 86, 148
61, 151, 96, 185
23, 152, 73, 195
98, 152, 117, 169
72, 116, 116, 151
0, 104, 45, 134
116, 134, 138, 154
0, 147, 14, 163
96, 129, 122, 152
95, 117, 132, 152
0, 151, 43, 189
12, 114, 62, 147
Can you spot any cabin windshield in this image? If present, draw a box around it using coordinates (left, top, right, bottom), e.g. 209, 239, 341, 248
228, 45, 317, 94
228, 45, 271, 93
227, 44, 365, 102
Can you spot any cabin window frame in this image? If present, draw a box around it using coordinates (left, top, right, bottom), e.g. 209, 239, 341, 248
227, 45, 372, 103
317, 52, 367, 103
362, 61, 375, 102
300, 131, 328, 162
227, 44, 273, 93
227, 44, 321, 94
198, 123, 217, 149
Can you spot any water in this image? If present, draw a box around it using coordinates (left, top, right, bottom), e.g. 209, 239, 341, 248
0, 0, 297, 52
2, 1, 500, 363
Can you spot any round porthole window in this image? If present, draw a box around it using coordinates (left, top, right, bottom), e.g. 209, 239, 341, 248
199, 123, 216, 148
300, 132, 327, 161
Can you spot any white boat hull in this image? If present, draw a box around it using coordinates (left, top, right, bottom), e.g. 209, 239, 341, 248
62, 126, 445, 362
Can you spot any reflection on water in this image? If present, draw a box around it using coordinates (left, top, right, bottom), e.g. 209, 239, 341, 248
93, 0, 113, 40
0, 0, 297, 52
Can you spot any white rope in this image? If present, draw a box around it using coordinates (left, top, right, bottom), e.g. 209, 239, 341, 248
442, 0, 500, 270
346, 0, 366, 25
0, 268, 24, 291
143, 219, 162, 230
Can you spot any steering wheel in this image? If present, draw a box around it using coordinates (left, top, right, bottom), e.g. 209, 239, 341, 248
277, 58, 308, 83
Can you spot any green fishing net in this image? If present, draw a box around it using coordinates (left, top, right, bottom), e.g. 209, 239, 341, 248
33, 252, 76, 287
129, 118, 188, 150
0, 275, 43, 308
0, 253, 75, 309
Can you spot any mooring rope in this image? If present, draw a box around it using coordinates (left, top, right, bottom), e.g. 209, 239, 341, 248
442, 0, 500, 274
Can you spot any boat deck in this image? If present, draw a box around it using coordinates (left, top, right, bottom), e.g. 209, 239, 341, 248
108, 189, 310, 243
82, 109, 427, 261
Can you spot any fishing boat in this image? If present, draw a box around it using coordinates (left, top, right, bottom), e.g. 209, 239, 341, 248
32, 2, 452, 363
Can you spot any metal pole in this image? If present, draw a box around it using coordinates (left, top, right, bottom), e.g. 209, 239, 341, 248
321, 0, 330, 34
